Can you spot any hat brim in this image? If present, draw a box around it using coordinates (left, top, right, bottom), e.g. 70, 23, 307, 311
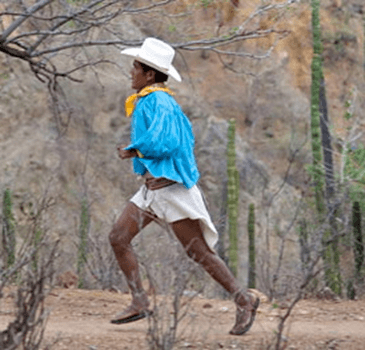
121, 47, 182, 82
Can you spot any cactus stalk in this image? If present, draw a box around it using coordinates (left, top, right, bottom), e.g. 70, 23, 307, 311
227, 119, 239, 277
2, 188, 16, 268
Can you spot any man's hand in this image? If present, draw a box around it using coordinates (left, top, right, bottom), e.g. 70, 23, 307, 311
117, 145, 137, 159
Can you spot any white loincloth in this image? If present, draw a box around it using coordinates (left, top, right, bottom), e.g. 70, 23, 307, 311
130, 183, 218, 251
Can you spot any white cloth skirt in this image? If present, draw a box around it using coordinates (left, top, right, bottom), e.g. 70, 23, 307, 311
130, 183, 218, 251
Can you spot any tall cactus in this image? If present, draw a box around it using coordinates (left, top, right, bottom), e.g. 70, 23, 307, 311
227, 119, 239, 277
2, 188, 16, 268
77, 197, 90, 288
310, 0, 325, 216
353, 201, 364, 279
32, 228, 43, 271
363, 14, 365, 79
310, 0, 341, 294
247, 203, 256, 289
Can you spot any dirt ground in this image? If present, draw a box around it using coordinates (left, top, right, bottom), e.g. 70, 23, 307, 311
1, 287, 365, 350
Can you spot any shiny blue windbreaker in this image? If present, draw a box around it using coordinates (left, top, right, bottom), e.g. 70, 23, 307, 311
124, 91, 200, 189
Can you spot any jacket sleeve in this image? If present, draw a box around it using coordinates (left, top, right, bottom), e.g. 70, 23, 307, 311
125, 96, 181, 159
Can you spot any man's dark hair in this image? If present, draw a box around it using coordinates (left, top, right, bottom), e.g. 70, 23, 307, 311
139, 61, 168, 83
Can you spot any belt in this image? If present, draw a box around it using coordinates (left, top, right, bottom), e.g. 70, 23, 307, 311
145, 177, 177, 191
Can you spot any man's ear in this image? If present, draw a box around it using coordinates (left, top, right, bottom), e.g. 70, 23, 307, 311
146, 70, 156, 84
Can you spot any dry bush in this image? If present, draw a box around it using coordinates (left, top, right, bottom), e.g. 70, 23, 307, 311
84, 228, 129, 292
140, 224, 205, 350
0, 238, 59, 350
0, 184, 61, 350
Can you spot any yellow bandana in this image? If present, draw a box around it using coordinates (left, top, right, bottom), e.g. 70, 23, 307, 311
125, 84, 174, 117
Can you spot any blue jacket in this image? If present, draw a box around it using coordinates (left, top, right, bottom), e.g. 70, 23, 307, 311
125, 91, 200, 189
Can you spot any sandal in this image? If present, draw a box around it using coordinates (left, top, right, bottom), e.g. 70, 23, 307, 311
111, 305, 153, 325
229, 294, 260, 336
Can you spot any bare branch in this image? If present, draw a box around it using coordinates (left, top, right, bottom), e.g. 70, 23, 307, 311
0, 0, 296, 83
0, 0, 54, 42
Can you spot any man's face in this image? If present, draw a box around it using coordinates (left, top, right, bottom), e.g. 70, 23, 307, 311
131, 60, 149, 91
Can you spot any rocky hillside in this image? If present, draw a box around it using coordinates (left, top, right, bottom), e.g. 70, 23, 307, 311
0, 0, 364, 295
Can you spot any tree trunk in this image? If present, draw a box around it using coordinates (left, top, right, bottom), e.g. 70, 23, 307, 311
319, 75, 342, 295
248, 203, 256, 289
353, 201, 364, 279
319, 76, 335, 201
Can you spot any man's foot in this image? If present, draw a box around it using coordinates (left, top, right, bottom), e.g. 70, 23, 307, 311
229, 293, 260, 336
111, 293, 151, 325
110, 304, 152, 324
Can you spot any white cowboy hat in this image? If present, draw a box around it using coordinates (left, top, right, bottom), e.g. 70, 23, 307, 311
120, 37, 182, 82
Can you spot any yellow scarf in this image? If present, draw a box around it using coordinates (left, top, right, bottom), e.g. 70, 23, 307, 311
125, 84, 174, 117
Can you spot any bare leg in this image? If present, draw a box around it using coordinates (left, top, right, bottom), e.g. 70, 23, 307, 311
171, 218, 242, 295
171, 218, 259, 335
109, 202, 155, 314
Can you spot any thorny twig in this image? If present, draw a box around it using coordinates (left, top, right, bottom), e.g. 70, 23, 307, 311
0, 0, 296, 84
0, 240, 59, 350
261, 132, 308, 299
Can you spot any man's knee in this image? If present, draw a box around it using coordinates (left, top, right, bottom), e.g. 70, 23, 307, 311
185, 247, 197, 260
185, 242, 209, 263
109, 225, 130, 251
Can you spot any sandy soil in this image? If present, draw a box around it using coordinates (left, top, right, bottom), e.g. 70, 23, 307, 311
1, 288, 365, 350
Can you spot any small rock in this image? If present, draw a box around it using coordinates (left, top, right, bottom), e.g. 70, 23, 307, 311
202, 303, 213, 309
281, 335, 288, 342
265, 130, 274, 138
56, 270, 78, 289
183, 290, 197, 298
